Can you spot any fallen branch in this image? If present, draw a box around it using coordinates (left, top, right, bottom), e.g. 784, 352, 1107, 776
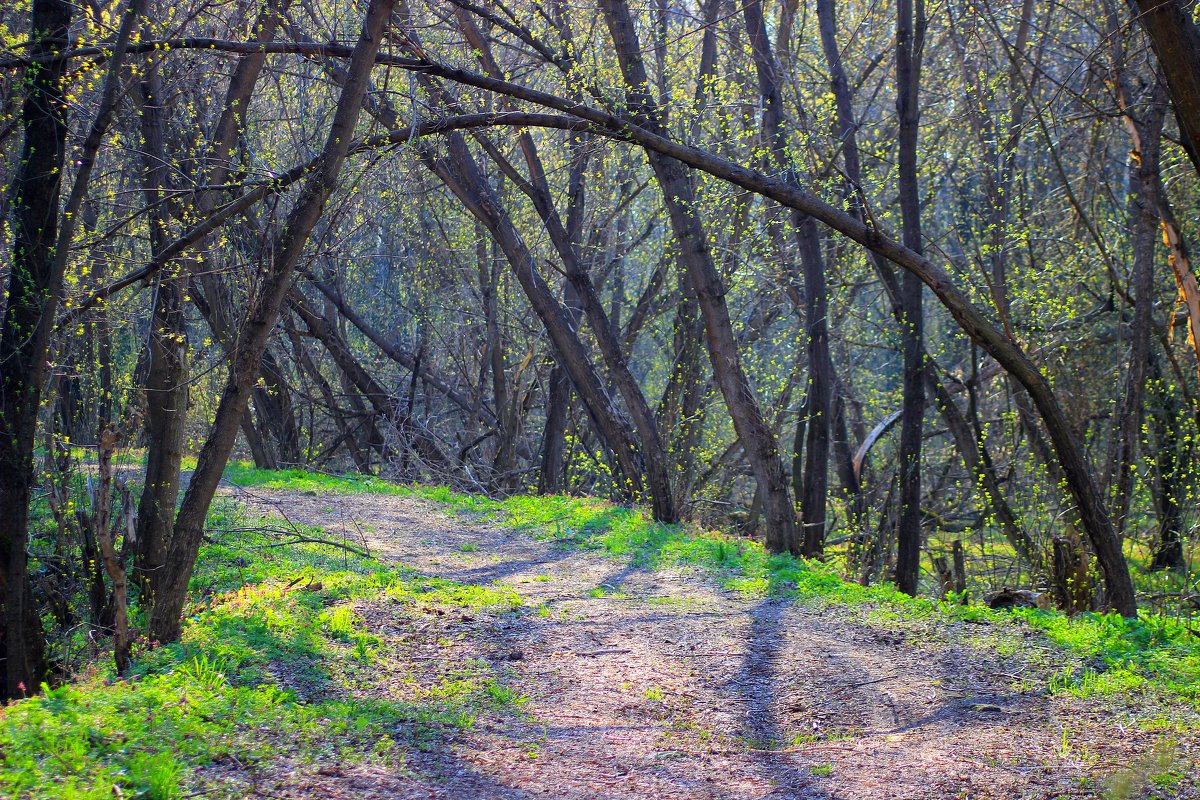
208, 526, 369, 558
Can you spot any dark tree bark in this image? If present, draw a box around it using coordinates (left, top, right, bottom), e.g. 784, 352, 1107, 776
743, 0, 832, 558
893, 0, 927, 597
600, 0, 798, 551
134, 70, 190, 594
1128, 0, 1200, 174
539, 365, 572, 494
1110, 81, 1165, 534
148, 0, 394, 643
138, 0, 282, 591
93, 428, 132, 674
1, 0, 72, 701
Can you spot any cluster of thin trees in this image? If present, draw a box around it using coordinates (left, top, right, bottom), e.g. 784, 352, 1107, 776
3, 0, 1200, 699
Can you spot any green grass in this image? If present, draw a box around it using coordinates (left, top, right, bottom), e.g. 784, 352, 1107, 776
14, 461, 1180, 799
222, 464, 1200, 706
0, 495, 526, 800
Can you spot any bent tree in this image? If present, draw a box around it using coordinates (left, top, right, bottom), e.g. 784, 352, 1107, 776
13, 0, 1195, 697
147, 0, 395, 642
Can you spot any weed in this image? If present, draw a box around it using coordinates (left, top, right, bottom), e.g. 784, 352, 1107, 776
127, 752, 184, 800
483, 680, 527, 708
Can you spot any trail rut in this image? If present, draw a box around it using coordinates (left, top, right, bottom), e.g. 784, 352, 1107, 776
220, 486, 1197, 800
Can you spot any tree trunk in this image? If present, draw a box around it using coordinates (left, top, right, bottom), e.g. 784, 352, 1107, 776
1110, 99, 1164, 534
148, 0, 394, 642
134, 70, 190, 595
894, 0, 927, 596
1128, 0, 1200, 175
600, 0, 797, 551
743, 0, 832, 557
0, 0, 72, 700
138, 0, 283, 586
94, 428, 132, 674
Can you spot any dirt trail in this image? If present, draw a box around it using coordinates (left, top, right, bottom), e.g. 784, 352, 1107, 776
226, 487, 1196, 800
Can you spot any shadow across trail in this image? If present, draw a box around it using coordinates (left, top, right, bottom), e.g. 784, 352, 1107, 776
732, 598, 826, 800
222, 488, 1195, 800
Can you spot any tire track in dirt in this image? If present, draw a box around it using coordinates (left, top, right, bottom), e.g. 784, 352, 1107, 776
226, 487, 1197, 800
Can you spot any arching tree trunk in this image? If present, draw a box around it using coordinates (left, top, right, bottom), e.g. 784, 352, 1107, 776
600, 0, 798, 551
148, 0, 394, 643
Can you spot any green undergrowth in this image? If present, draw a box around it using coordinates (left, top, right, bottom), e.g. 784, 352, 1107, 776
225, 465, 1200, 707
0, 497, 525, 800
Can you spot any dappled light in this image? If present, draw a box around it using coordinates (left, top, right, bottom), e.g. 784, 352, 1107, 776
3, 0, 1200, 795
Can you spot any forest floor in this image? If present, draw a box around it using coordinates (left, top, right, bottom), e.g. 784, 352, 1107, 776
197, 482, 1198, 800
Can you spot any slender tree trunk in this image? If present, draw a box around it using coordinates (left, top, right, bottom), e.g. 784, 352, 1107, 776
540, 365, 571, 493
894, 0, 927, 596
1111, 89, 1165, 534
94, 428, 132, 674
134, 70, 190, 594
659, 282, 708, 510
0, 0, 71, 700
138, 0, 282, 590
743, 0, 832, 557
148, 0, 394, 642
479, 236, 516, 487
539, 278, 583, 495
600, 0, 797, 551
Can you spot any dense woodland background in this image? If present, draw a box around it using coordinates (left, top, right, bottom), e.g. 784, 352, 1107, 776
3, 0, 1200, 699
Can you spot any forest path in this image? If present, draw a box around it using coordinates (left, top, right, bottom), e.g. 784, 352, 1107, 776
226, 486, 1193, 800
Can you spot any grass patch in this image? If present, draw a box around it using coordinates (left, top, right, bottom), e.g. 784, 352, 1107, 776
228, 466, 1200, 705
11, 463, 1192, 798
0, 495, 525, 799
